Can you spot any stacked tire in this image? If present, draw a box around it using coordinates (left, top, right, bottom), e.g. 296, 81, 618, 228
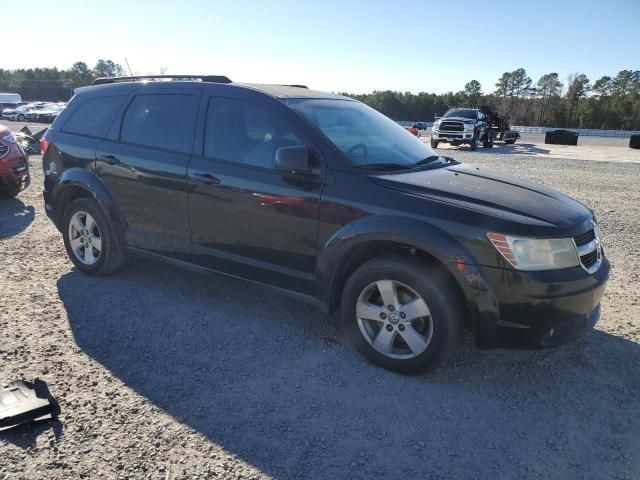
545, 130, 578, 145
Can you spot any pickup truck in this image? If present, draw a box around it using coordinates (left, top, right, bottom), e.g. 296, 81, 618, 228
431, 107, 519, 151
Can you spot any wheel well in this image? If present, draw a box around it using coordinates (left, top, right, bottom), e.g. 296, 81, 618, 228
54, 185, 92, 226
329, 241, 472, 328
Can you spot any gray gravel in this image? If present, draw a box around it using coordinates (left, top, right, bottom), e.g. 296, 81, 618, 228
1, 129, 639, 479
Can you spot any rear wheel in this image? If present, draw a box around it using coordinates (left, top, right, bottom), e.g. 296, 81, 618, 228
483, 135, 494, 148
62, 197, 126, 275
16, 114, 25, 122
341, 255, 463, 373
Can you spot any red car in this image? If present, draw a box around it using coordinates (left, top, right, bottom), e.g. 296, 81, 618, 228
0, 124, 30, 198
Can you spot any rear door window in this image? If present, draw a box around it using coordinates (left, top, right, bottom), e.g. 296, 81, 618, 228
62, 95, 126, 138
120, 94, 199, 153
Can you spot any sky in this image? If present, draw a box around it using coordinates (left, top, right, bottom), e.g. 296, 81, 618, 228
3, 0, 639, 94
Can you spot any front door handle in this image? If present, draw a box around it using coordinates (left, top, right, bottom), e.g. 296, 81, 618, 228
193, 172, 220, 185
99, 154, 120, 165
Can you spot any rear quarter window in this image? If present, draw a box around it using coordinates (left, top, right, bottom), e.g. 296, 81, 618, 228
120, 94, 199, 153
61, 95, 126, 138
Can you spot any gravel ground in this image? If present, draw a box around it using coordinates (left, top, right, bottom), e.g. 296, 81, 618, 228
1, 125, 639, 479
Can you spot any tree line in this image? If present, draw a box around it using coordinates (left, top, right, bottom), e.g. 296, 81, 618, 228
345, 69, 640, 130
1, 62, 638, 130
0, 60, 125, 102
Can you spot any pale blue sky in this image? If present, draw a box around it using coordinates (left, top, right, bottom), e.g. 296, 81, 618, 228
4, 0, 639, 94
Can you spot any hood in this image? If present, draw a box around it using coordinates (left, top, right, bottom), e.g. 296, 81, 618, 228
371, 163, 592, 232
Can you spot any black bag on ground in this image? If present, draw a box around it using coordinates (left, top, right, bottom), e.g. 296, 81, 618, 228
545, 130, 578, 145
630, 134, 640, 149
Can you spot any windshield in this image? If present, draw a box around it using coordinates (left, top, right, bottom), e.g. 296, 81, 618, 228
443, 109, 477, 120
286, 99, 437, 168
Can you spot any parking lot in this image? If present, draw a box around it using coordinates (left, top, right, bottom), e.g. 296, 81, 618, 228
1, 123, 639, 479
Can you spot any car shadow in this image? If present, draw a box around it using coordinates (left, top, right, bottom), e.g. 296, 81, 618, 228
0, 197, 35, 239
57, 259, 640, 479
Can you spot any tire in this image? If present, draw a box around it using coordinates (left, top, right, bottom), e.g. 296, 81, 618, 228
62, 197, 127, 275
483, 135, 494, 148
341, 254, 463, 373
430, 138, 439, 149
17, 114, 25, 122
469, 134, 479, 151
504, 139, 516, 145
0, 184, 21, 198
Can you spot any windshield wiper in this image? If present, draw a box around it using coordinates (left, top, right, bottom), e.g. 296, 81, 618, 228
415, 155, 458, 167
353, 163, 412, 171
415, 155, 443, 166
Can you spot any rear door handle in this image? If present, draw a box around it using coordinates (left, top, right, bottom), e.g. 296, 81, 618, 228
99, 154, 120, 165
193, 172, 220, 185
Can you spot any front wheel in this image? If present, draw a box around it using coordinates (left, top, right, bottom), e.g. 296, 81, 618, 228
341, 255, 463, 373
469, 134, 479, 151
430, 138, 439, 149
1, 184, 21, 198
17, 114, 25, 122
62, 197, 127, 275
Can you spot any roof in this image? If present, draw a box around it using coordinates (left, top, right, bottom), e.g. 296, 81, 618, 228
78, 77, 351, 102
236, 84, 351, 101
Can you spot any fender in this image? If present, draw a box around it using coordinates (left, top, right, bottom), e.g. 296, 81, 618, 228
315, 215, 501, 347
53, 168, 127, 245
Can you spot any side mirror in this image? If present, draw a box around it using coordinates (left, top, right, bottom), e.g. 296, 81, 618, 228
275, 145, 318, 175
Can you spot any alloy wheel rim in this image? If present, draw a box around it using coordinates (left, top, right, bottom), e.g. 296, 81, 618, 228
356, 280, 433, 360
68, 211, 102, 266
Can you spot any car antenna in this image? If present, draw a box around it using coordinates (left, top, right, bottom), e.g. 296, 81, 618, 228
124, 57, 134, 76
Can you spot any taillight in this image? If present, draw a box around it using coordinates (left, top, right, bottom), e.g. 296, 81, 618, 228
40, 134, 50, 156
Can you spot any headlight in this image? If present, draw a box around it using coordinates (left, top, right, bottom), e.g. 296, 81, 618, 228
1, 132, 17, 144
487, 233, 579, 271
432, 122, 440, 130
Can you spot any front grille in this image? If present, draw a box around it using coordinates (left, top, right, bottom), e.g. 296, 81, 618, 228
440, 121, 464, 131
574, 229, 595, 247
0, 143, 8, 158
581, 249, 599, 269
573, 228, 601, 273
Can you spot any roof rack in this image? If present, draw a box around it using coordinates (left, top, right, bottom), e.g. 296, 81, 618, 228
91, 75, 232, 86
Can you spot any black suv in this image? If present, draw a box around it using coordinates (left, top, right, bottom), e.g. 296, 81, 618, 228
42, 75, 609, 372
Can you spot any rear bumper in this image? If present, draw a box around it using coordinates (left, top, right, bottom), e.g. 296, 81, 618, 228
488, 258, 610, 347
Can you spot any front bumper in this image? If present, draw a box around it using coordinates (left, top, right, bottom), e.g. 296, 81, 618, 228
432, 129, 474, 142
485, 257, 610, 347
0, 147, 30, 194
0, 169, 30, 193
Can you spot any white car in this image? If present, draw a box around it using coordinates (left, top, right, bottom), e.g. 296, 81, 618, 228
2, 103, 46, 122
